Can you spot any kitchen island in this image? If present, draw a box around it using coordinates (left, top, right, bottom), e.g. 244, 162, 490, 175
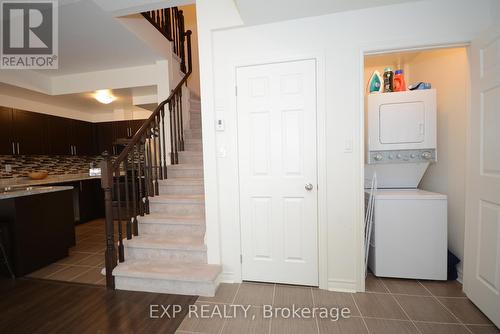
0, 186, 75, 277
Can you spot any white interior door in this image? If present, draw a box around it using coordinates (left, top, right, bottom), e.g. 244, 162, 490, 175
237, 59, 318, 286
464, 23, 500, 327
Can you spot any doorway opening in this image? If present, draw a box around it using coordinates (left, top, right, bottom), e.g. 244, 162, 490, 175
362, 46, 470, 286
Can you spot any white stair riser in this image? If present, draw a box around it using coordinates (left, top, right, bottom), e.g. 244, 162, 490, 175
186, 133, 201, 140
167, 168, 203, 178
185, 128, 202, 136
139, 223, 205, 237
160, 184, 204, 195
190, 121, 202, 129
115, 276, 217, 297
178, 155, 203, 164
185, 142, 203, 151
124, 247, 206, 263
149, 202, 205, 216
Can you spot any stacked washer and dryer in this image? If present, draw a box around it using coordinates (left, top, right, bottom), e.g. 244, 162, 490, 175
365, 89, 448, 280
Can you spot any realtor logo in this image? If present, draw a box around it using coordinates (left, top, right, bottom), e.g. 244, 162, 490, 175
1, 0, 58, 69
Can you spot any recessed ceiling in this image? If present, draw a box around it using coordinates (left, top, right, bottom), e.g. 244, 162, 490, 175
0, 83, 157, 114
33, 0, 165, 77
234, 0, 423, 25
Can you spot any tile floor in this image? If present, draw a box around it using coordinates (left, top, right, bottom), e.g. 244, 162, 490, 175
26, 218, 107, 285
22, 220, 499, 334
177, 276, 499, 334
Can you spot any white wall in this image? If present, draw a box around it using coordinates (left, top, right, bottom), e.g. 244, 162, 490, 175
197, 0, 493, 291
412, 48, 469, 269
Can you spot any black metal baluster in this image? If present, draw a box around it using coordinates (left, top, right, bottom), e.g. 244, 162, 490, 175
179, 89, 185, 151
130, 145, 139, 236
147, 129, 155, 197
153, 117, 160, 194
179, 10, 185, 73
124, 157, 131, 240
157, 114, 163, 180
161, 106, 168, 178
168, 100, 174, 164
166, 8, 171, 40
172, 8, 177, 54
142, 136, 150, 214
136, 143, 144, 217
176, 93, 182, 156
174, 94, 179, 165
115, 168, 124, 263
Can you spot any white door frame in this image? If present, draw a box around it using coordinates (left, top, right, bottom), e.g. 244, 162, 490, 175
359, 41, 471, 292
232, 53, 328, 289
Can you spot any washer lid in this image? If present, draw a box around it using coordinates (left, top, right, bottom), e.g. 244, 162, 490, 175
365, 189, 447, 200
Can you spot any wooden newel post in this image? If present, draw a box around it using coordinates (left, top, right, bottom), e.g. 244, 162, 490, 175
100, 151, 116, 289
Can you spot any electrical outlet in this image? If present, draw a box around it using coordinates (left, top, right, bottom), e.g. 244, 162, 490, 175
5, 164, 12, 172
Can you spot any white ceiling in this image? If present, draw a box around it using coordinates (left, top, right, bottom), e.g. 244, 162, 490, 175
93, 0, 195, 17
34, 0, 165, 77
0, 83, 157, 114
234, 0, 423, 25
365, 51, 422, 68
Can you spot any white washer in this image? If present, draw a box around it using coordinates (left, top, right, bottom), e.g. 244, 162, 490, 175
366, 189, 447, 280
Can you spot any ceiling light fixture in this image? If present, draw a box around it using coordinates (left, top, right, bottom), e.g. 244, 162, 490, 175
94, 89, 116, 104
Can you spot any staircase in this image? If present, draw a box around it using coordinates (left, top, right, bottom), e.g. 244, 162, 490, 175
111, 94, 221, 297
99, 8, 221, 297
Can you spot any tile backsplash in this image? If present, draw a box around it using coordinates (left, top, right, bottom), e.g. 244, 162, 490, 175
0, 155, 104, 179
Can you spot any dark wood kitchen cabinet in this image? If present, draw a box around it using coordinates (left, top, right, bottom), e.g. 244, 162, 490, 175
45, 116, 97, 156
0, 108, 47, 155
12, 109, 47, 155
1, 105, 145, 156
114, 120, 145, 139
0, 188, 75, 276
0, 107, 14, 155
129, 120, 145, 137
72, 120, 96, 156
76, 179, 104, 223
95, 120, 146, 155
45, 115, 72, 155
95, 121, 114, 155
113, 120, 130, 140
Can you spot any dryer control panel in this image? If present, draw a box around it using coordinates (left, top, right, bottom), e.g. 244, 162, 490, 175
368, 149, 436, 164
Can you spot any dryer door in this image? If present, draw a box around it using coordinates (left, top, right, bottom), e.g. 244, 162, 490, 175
368, 90, 436, 151
379, 101, 425, 144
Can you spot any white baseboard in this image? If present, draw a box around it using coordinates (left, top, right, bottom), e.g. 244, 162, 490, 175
327, 279, 358, 293
456, 262, 463, 283
220, 271, 241, 284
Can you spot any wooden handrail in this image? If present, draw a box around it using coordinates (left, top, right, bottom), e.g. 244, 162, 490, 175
101, 7, 193, 289
113, 38, 192, 169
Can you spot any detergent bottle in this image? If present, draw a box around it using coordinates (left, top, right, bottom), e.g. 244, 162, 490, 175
368, 71, 383, 93
383, 67, 394, 92
393, 69, 407, 92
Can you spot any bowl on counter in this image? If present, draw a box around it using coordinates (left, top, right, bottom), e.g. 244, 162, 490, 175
28, 171, 48, 180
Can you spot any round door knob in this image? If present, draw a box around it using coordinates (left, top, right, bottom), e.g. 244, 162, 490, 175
305, 183, 314, 191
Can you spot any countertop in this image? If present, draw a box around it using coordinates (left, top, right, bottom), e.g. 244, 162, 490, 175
0, 173, 100, 188
0, 186, 75, 200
